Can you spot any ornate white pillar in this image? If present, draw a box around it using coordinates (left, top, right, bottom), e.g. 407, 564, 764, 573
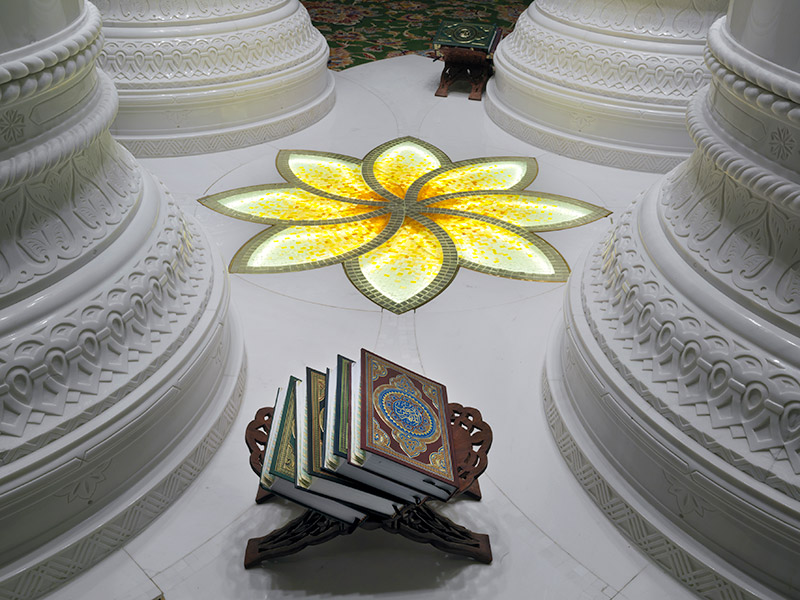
91, 0, 334, 157
0, 1, 245, 597
543, 0, 800, 597
486, 0, 728, 172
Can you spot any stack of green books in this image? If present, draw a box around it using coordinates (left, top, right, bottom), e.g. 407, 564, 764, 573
261, 349, 459, 524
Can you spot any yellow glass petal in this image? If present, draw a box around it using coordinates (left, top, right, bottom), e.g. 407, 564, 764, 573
426, 193, 608, 230
217, 187, 377, 223
281, 152, 386, 203
357, 218, 444, 303
427, 214, 567, 279
370, 141, 444, 199
240, 215, 391, 270
416, 159, 537, 202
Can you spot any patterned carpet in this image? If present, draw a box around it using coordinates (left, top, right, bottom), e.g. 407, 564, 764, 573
302, 0, 528, 70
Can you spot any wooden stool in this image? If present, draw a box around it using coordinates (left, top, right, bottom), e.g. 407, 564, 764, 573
243, 402, 493, 566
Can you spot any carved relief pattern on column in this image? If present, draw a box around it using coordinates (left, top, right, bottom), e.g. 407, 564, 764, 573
579, 199, 800, 496
0, 197, 214, 459
660, 151, 800, 316
502, 9, 709, 103
93, 0, 333, 156
0, 2, 245, 596
97, 7, 324, 87
534, 0, 723, 38
0, 135, 140, 297
91, 0, 284, 21
0, 363, 246, 600
487, 0, 727, 171
542, 6, 800, 596
542, 382, 758, 600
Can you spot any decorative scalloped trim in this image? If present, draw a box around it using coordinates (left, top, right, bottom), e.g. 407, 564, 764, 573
707, 19, 800, 107
484, 90, 686, 173
0, 71, 118, 192
95, 0, 283, 23
687, 92, 800, 212
541, 378, 759, 600
98, 7, 324, 88
0, 204, 214, 457
534, 0, 727, 40
705, 47, 800, 127
0, 356, 246, 600
0, 5, 103, 104
117, 84, 335, 157
499, 9, 710, 105
582, 206, 800, 493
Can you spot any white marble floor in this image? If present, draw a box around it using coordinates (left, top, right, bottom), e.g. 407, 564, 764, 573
43, 55, 697, 600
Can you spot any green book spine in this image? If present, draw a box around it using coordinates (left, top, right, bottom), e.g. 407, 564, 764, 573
270, 376, 299, 483
333, 356, 353, 459
307, 367, 329, 477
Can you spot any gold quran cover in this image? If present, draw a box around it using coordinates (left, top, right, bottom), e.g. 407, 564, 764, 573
359, 349, 457, 488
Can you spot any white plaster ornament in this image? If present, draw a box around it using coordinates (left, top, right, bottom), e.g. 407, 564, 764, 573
542, 1, 800, 598
486, 0, 728, 172
0, 1, 245, 597
92, 0, 335, 156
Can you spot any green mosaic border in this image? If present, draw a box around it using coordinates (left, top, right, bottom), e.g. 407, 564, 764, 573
419, 190, 611, 232
229, 210, 403, 274
343, 215, 459, 313
361, 136, 453, 202
276, 149, 389, 207
424, 208, 570, 281
406, 156, 539, 202
200, 184, 389, 227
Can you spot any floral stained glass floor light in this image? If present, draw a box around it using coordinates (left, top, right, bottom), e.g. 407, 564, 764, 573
199, 137, 610, 313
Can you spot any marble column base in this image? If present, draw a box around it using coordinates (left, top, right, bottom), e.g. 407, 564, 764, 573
542, 191, 800, 600
485, 0, 725, 173
0, 168, 246, 600
113, 58, 335, 158
485, 75, 689, 173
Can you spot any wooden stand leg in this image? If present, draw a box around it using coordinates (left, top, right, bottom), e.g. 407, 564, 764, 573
244, 510, 351, 568
460, 479, 482, 501
468, 67, 488, 101
380, 503, 492, 564
255, 487, 273, 504
436, 63, 463, 97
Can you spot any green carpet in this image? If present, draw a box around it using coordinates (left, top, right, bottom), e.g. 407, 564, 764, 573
302, 1, 527, 70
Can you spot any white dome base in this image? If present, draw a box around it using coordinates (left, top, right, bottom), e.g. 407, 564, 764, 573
484, 76, 689, 173
96, 0, 336, 157
486, 0, 726, 173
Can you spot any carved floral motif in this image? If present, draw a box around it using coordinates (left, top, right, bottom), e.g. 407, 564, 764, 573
55, 460, 112, 503
664, 472, 715, 517
0, 194, 213, 454
661, 152, 800, 315
770, 127, 796, 161
0, 110, 24, 143
581, 196, 800, 492
0, 135, 141, 295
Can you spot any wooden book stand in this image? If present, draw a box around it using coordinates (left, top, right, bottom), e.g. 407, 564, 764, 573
243, 402, 493, 567
435, 46, 493, 101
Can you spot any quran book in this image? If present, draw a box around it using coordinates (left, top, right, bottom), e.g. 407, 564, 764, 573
355, 349, 458, 500
296, 367, 401, 516
263, 376, 366, 525
260, 387, 285, 489
322, 356, 423, 505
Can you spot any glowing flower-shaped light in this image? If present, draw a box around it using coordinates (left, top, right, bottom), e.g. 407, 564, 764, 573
199, 137, 609, 313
